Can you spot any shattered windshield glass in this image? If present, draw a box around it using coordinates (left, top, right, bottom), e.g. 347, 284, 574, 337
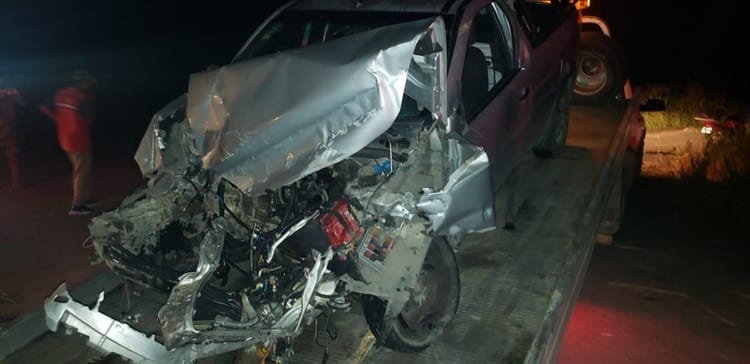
235, 10, 438, 62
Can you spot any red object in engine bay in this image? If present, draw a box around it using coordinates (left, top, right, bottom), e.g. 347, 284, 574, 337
320, 198, 361, 249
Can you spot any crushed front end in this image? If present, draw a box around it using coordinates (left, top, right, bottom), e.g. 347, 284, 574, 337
44, 15, 495, 362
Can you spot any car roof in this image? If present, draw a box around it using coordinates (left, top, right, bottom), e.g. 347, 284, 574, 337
291, 0, 462, 14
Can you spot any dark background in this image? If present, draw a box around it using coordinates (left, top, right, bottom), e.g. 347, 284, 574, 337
0, 0, 282, 158
585, 0, 750, 92
1, 0, 748, 158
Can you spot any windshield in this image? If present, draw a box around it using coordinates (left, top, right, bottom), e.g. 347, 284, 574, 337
235, 10, 438, 62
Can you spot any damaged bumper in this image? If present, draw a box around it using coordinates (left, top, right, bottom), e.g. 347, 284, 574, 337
44, 284, 248, 364
418, 147, 495, 238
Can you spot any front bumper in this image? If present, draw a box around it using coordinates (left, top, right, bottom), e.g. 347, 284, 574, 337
44, 283, 248, 364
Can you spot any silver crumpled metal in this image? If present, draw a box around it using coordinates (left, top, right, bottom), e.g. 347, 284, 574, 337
134, 95, 187, 176
186, 17, 444, 194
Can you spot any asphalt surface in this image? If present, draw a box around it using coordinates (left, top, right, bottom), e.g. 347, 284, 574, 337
559, 139, 750, 364
559, 175, 750, 363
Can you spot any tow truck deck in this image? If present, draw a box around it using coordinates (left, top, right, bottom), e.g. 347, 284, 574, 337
0, 99, 639, 364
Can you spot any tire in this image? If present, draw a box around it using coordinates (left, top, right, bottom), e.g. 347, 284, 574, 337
603, 147, 642, 238
552, 74, 574, 147
361, 237, 460, 352
533, 74, 573, 158
572, 32, 627, 105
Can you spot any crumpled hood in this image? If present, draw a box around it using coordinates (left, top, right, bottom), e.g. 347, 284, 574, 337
136, 17, 446, 194
187, 17, 445, 194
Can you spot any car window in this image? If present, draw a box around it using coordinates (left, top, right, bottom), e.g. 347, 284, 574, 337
516, 0, 575, 45
462, 4, 516, 118
235, 10, 446, 122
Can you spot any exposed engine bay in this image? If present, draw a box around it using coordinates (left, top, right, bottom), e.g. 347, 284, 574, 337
85, 100, 442, 355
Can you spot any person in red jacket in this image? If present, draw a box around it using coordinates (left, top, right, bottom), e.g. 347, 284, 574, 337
40, 70, 97, 215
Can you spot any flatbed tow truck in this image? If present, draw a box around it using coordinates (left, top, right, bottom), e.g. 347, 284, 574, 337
0, 94, 646, 363
2, 1, 649, 362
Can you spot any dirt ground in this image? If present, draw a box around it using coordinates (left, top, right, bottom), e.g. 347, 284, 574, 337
1, 127, 748, 363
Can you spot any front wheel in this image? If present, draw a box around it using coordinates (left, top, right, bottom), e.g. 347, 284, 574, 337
362, 237, 460, 352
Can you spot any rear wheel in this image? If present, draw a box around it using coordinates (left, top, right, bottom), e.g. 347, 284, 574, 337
597, 146, 642, 244
533, 74, 573, 158
362, 237, 460, 352
573, 32, 627, 105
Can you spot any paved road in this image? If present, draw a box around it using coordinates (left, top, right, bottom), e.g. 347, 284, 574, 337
560, 128, 750, 364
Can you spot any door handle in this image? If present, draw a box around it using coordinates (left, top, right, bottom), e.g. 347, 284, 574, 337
518, 87, 529, 101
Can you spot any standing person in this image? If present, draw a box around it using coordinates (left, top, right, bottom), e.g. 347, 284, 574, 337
40, 70, 97, 215
0, 78, 24, 189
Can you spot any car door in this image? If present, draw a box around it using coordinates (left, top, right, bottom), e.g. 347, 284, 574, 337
514, 0, 578, 144
448, 0, 532, 187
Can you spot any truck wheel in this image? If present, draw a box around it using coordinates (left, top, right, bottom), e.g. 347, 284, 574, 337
572, 32, 627, 105
361, 237, 460, 353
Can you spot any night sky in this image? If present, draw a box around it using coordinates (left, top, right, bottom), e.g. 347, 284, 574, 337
0, 0, 280, 106
585, 0, 750, 92
1, 0, 748, 156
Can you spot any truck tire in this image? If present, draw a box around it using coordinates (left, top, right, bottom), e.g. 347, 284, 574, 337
572, 32, 627, 105
361, 237, 460, 353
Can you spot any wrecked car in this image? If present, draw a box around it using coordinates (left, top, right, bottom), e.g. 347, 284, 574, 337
45, 0, 579, 362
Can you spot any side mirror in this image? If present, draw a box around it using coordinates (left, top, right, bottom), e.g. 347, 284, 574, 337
640, 98, 666, 112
